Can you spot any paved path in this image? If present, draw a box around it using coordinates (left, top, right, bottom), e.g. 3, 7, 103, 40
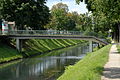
101, 44, 120, 80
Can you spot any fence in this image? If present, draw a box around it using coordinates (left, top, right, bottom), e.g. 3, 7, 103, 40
0, 30, 106, 39
8, 30, 83, 36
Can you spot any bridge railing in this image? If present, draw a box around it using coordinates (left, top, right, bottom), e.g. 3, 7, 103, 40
4, 30, 108, 44
8, 30, 84, 36
0, 30, 106, 40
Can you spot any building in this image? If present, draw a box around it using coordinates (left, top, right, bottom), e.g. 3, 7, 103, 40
0, 21, 15, 35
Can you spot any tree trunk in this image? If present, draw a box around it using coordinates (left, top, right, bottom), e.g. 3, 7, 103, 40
113, 23, 120, 42
118, 23, 120, 42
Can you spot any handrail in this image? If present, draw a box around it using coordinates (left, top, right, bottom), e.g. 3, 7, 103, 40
0, 30, 108, 45
7, 30, 105, 38
0, 30, 107, 43
8, 30, 84, 36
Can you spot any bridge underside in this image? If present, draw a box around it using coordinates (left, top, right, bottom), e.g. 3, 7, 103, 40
9, 35, 108, 45
1, 30, 108, 52
8, 35, 108, 52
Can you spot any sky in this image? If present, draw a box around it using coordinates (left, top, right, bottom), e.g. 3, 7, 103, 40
46, 0, 88, 14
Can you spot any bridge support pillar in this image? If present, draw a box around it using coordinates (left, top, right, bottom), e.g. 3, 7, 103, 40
16, 39, 23, 52
89, 40, 93, 52
97, 43, 100, 49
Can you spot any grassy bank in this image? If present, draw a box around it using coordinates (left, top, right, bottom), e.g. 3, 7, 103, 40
0, 60, 22, 69
0, 39, 84, 63
57, 44, 111, 80
0, 43, 23, 63
23, 39, 85, 56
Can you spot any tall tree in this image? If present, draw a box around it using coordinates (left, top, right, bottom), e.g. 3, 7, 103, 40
51, 2, 69, 13
0, 0, 50, 30
76, 0, 120, 41
45, 2, 76, 30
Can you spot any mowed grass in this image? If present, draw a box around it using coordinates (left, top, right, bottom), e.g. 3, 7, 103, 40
57, 44, 111, 80
0, 43, 22, 63
0, 39, 84, 63
23, 39, 85, 56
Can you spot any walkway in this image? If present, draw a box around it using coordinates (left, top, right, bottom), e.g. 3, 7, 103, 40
101, 44, 120, 80
0, 30, 108, 45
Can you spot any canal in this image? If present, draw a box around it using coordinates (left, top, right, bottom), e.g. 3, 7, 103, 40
0, 43, 89, 80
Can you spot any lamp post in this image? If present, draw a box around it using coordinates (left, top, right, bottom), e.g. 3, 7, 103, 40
108, 29, 112, 37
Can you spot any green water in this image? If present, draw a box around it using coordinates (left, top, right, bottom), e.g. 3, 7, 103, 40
0, 44, 89, 80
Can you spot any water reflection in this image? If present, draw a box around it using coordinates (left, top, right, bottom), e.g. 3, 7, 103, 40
0, 44, 89, 80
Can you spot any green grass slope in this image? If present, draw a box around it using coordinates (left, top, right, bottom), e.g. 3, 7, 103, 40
23, 39, 85, 56
0, 39, 84, 63
57, 44, 111, 80
0, 43, 22, 63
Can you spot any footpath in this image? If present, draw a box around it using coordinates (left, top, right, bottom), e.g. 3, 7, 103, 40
101, 44, 120, 80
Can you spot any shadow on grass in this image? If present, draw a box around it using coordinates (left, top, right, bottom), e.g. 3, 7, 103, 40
117, 49, 120, 53
102, 67, 120, 79
94, 67, 104, 75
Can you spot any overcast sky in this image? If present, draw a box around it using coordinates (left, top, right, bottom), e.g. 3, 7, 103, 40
46, 0, 88, 14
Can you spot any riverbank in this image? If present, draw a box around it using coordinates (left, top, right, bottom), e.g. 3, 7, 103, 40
0, 42, 89, 80
57, 44, 111, 80
0, 39, 85, 63
0, 43, 23, 63
22, 39, 85, 57
101, 44, 120, 80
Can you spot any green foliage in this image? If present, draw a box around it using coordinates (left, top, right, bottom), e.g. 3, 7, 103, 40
45, 3, 77, 30
116, 44, 120, 53
45, 2, 96, 32
75, 0, 120, 42
76, 0, 120, 31
0, 43, 22, 63
0, 0, 50, 30
57, 44, 111, 80
0, 38, 84, 63
51, 2, 69, 13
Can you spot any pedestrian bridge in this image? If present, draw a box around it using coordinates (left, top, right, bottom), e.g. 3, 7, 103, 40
0, 30, 108, 52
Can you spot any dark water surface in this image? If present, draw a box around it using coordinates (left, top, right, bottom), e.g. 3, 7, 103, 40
0, 44, 89, 80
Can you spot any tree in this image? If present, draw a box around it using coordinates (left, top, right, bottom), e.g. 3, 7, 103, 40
0, 0, 50, 30
51, 9, 67, 30
76, 0, 120, 41
45, 2, 76, 30
65, 14, 76, 30
51, 2, 69, 13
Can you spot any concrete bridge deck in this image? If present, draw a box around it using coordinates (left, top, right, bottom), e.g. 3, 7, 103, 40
9, 35, 108, 45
